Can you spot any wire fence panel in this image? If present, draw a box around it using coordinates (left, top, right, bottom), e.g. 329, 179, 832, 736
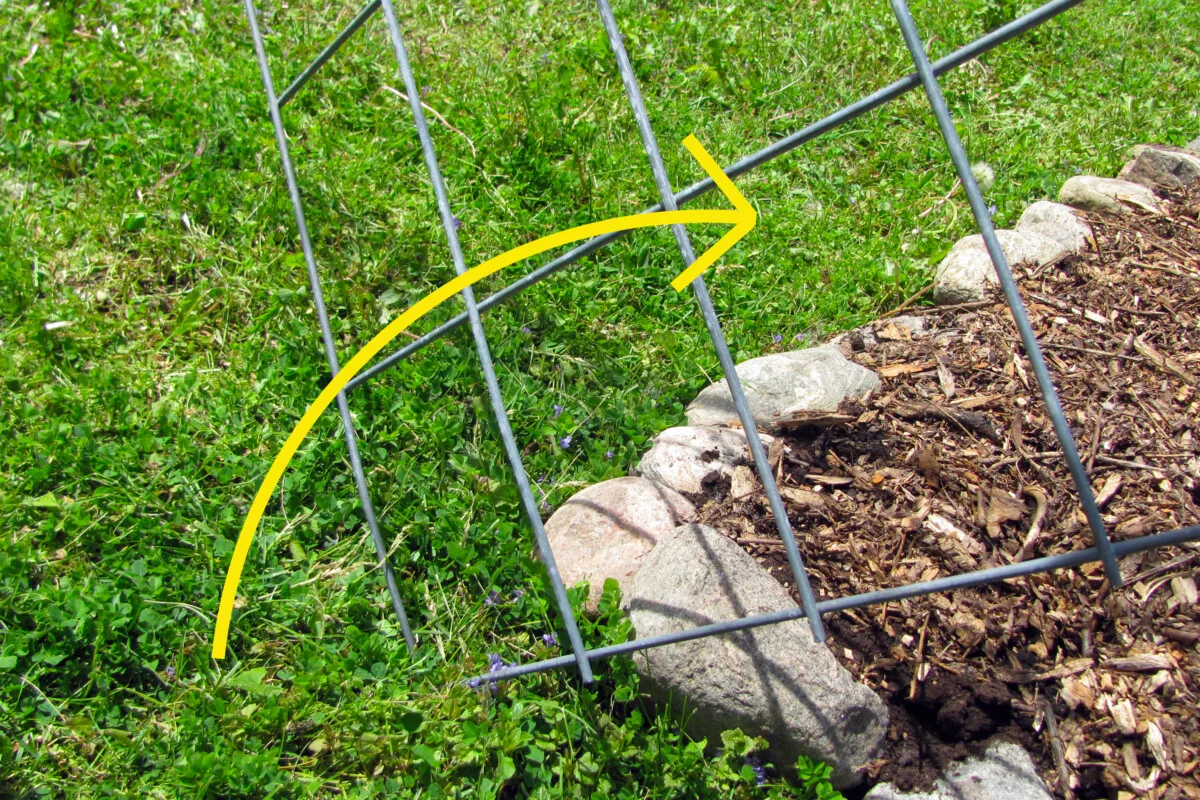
233, 0, 1200, 689
341, 0, 1090, 392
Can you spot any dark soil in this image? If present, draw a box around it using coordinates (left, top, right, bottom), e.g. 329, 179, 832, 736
824, 613, 1046, 796
701, 186, 1200, 798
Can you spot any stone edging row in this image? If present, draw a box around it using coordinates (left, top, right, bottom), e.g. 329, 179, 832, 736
541, 136, 1200, 793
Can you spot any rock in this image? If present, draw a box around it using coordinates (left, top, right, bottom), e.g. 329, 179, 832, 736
627, 523, 888, 787
1188, 136, 1200, 154
829, 326, 877, 356
878, 315, 930, 338
545, 477, 695, 608
685, 346, 880, 429
728, 465, 757, 498
1117, 144, 1200, 191
830, 315, 931, 356
933, 229, 1068, 304
636, 426, 773, 501
1015, 200, 1093, 252
864, 741, 1051, 800
1058, 175, 1160, 215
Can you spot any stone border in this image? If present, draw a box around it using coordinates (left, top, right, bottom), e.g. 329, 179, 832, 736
541, 136, 1199, 790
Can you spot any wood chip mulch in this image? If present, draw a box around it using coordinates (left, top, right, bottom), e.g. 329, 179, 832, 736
702, 187, 1200, 799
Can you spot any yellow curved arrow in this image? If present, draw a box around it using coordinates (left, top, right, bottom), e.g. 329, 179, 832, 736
212, 134, 755, 659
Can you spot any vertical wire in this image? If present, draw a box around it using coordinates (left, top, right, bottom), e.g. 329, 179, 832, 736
596, 0, 826, 642
375, 0, 595, 683
241, 0, 416, 649
887, 0, 1121, 585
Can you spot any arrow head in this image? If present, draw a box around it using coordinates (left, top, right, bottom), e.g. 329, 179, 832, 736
671, 136, 757, 291
682, 135, 755, 218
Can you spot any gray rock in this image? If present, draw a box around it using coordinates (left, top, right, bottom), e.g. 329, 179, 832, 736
627, 523, 888, 787
728, 465, 758, 498
1058, 175, 1160, 215
636, 426, 773, 500
828, 326, 877, 355
1016, 200, 1093, 252
1188, 136, 1200, 154
1117, 144, 1200, 191
881, 315, 931, 338
545, 477, 695, 608
933, 229, 1068, 305
830, 315, 931, 356
865, 741, 1051, 800
685, 346, 880, 429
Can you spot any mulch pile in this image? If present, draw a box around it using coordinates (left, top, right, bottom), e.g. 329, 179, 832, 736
701, 187, 1200, 799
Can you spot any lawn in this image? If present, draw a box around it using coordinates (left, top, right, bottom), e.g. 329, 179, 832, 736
1, 0, 1198, 795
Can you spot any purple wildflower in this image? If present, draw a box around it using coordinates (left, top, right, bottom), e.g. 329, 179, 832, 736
484, 590, 499, 606
553, 404, 564, 418
467, 676, 483, 689
452, 216, 463, 230
542, 52, 550, 62
605, 450, 614, 460
512, 589, 524, 600
521, 325, 532, 334
772, 333, 782, 344
987, 203, 998, 218
421, 85, 430, 98
166, 666, 176, 679
745, 755, 767, 786
542, 633, 557, 647
559, 434, 572, 449
485, 654, 510, 695
794, 333, 804, 342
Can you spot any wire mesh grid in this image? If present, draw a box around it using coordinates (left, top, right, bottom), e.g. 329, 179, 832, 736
234, 0, 1200, 687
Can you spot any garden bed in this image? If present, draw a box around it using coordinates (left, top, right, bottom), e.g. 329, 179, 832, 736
702, 189, 1200, 798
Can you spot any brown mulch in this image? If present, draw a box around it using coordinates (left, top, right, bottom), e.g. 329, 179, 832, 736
702, 188, 1200, 799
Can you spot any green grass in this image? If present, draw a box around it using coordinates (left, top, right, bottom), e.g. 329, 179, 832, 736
1, 0, 1198, 795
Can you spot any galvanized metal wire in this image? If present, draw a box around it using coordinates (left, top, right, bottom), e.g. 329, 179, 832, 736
474, 524, 1200, 684
235, 0, 1199, 693
886, 0, 1121, 586
340, 0, 1088, 392
596, 0, 825, 643
241, 0, 415, 651
372, 0, 595, 683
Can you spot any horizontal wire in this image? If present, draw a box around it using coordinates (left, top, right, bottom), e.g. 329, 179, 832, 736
466, 524, 1200, 686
